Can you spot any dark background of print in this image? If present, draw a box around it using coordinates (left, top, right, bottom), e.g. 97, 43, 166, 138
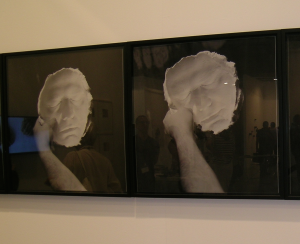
133, 36, 278, 195
6, 47, 127, 193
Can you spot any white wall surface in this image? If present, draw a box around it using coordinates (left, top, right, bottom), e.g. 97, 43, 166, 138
1, 1, 300, 243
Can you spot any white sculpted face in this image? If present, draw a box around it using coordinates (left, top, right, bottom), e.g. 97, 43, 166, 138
163, 51, 241, 134
38, 68, 93, 147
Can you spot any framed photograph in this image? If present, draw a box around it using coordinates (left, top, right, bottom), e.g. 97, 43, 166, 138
0, 55, 6, 193
2, 44, 129, 196
131, 30, 283, 198
283, 29, 300, 199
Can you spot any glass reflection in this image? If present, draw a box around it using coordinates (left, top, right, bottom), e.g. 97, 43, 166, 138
133, 36, 279, 195
288, 35, 300, 195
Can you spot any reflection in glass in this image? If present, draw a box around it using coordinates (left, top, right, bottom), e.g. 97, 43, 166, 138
6, 47, 127, 194
133, 36, 279, 195
288, 35, 300, 195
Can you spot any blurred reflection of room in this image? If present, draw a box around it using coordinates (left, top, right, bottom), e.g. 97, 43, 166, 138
133, 40, 279, 195
290, 114, 300, 191
7, 48, 126, 192
243, 75, 278, 194
135, 115, 160, 193
288, 37, 300, 194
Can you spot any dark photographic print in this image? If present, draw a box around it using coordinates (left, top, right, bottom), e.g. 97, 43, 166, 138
0, 56, 5, 193
0, 132, 3, 192
4, 46, 127, 195
286, 31, 300, 198
132, 33, 280, 197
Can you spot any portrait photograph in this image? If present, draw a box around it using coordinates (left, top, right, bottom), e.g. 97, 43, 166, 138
0, 57, 5, 193
0, 143, 4, 192
4, 45, 127, 195
286, 31, 300, 198
132, 32, 281, 197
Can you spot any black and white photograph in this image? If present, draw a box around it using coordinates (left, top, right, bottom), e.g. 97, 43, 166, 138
286, 31, 300, 198
0, 129, 4, 192
0, 56, 5, 193
4, 46, 127, 195
132, 33, 280, 197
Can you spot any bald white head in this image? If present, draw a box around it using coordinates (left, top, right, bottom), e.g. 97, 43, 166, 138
163, 51, 241, 134
38, 68, 93, 147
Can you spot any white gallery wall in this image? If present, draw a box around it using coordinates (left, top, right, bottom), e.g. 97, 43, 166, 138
1, 1, 300, 243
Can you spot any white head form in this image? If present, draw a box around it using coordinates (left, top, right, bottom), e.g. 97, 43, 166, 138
163, 51, 242, 134
38, 68, 93, 147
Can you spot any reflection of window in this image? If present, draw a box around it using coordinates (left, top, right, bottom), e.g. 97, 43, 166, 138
7, 117, 39, 154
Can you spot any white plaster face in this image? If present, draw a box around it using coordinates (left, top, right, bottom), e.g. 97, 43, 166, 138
38, 68, 93, 147
163, 51, 241, 134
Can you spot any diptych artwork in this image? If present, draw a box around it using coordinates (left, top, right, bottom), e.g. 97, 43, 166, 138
4, 29, 300, 199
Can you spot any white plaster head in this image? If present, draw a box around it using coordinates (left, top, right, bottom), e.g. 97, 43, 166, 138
38, 68, 93, 147
163, 51, 242, 134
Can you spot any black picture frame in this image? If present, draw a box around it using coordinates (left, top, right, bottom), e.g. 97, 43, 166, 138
1, 43, 131, 197
2, 29, 295, 200
130, 30, 284, 199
